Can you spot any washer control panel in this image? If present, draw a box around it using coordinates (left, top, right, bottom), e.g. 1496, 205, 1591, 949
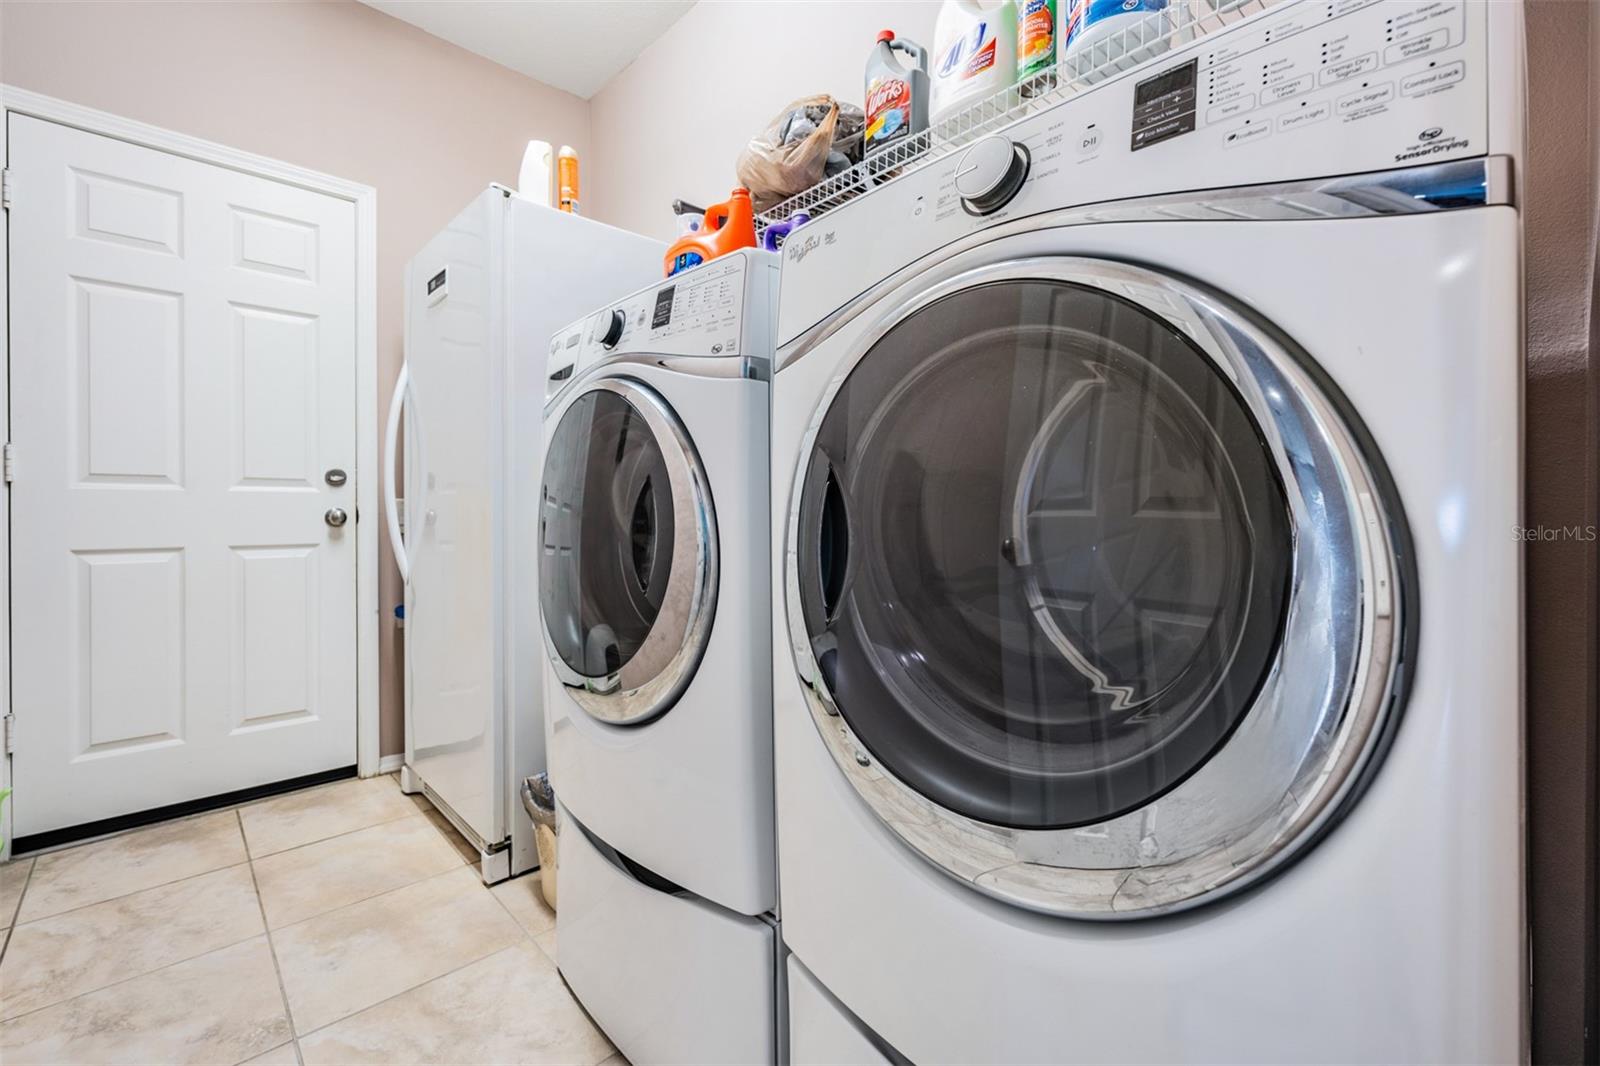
549, 250, 777, 399
778, 0, 1498, 347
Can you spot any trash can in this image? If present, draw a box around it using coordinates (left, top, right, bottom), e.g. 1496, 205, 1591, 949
520, 773, 559, 910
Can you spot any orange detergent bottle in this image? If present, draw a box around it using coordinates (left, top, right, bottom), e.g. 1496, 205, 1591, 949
557, 146, 580, 214
664, 188, 757, 276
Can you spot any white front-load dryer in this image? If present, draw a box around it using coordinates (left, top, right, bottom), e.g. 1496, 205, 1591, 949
770, 1, 1525, 1062
540, 249, 781, 1065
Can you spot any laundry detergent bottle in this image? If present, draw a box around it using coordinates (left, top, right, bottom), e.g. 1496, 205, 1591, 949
931, 1, 1019, 125
663, 188, 756, 277
865, 30, 930, 158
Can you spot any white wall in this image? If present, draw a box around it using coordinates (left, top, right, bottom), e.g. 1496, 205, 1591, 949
588, 0, 941, 241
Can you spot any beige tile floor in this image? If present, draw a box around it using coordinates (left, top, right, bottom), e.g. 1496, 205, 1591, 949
0, 775, 626, 1066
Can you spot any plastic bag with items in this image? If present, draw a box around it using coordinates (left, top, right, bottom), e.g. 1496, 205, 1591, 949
736, 94, 864, 212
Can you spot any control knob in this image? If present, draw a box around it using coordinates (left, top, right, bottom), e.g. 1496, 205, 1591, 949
954, 135, 1030, 216
599, 308, 626, 349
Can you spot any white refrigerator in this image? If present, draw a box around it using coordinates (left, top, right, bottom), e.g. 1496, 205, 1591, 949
386, 187, 663, 881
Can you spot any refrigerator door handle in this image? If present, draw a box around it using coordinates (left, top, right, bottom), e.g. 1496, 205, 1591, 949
384, 363, 413, 584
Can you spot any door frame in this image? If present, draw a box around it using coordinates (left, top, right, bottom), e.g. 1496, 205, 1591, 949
0, 86, 382, 858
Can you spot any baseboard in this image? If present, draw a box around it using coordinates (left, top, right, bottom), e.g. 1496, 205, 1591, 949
375, 753, 405, 774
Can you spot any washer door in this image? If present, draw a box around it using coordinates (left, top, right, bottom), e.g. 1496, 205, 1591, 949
542, 378, 717, 725
785, 258, 1408, 918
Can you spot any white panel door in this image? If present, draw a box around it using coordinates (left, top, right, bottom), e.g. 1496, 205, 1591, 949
8, 114, 358, 837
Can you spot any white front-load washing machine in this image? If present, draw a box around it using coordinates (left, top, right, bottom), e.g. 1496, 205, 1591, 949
540, 249, 781, 1065
770, 1, 1525, 1062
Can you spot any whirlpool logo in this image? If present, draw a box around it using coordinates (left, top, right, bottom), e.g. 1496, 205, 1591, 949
785, 230, 836, 265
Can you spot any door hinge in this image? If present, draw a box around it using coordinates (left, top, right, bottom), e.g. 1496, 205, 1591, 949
3, 714, 14, 755
1, 168, 11, 211
4, 442, 16, 484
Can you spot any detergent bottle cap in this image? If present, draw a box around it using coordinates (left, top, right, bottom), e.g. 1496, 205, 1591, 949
877, 29, 895, 43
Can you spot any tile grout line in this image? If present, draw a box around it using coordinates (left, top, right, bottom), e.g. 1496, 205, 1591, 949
248, 831, 465, 939
266, 864, 510, 1038
241, 809, 305, 1066
5, 858, 256, 930
487, 878, 545, 945
288, 860, 536, 1043
15, 803, 248, 860
246, 806, 437, 867
292, 941, 530, 1049
0, 917, 275, 1027
20, 774, 393, 866
0, 858, 39, 965
244, 806, 420, 863
1, 807, 451, 1042
15, 779, 421, 928
17, 770, 364, 861
8, 814, 248, 924
0, 863, 270, 1026
267, 851, 479, 937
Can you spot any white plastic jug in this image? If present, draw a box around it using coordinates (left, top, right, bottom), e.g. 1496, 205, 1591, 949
931, 1, 1019, 125
517, 140, 552, 207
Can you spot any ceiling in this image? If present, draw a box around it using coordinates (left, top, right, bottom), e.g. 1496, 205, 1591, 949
359, 0, 697, 99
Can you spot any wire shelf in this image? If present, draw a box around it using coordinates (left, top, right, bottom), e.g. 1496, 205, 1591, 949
755, 0, 1279, 236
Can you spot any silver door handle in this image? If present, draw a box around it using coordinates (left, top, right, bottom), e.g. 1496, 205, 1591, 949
325, 507, 348, 528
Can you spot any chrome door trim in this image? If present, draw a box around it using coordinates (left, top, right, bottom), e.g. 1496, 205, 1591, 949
782, 255, 1409, 919
544, 376, 718, 726
777, 155, 1511, 371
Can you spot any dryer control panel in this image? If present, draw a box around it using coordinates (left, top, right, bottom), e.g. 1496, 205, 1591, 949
777, 0, 1508, 348
548, 249, 779, 400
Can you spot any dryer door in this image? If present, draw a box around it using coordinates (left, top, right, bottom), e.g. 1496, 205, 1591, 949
542, 378, 717, 725
785, 258, 1409, 918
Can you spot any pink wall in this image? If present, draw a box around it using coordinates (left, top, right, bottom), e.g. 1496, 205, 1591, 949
0, 0, 592, 756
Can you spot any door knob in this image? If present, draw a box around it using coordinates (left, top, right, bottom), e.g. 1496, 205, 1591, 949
325, 507, 349, 528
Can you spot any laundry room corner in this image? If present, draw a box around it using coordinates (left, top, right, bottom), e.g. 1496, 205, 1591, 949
0, 1, 1597, 1063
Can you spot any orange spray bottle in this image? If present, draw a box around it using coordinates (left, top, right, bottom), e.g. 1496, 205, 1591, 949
557, 146, 580, 214
663, 188, 757, 276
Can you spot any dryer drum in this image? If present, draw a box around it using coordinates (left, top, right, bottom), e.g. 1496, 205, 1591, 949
784, 257, 1410, 919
